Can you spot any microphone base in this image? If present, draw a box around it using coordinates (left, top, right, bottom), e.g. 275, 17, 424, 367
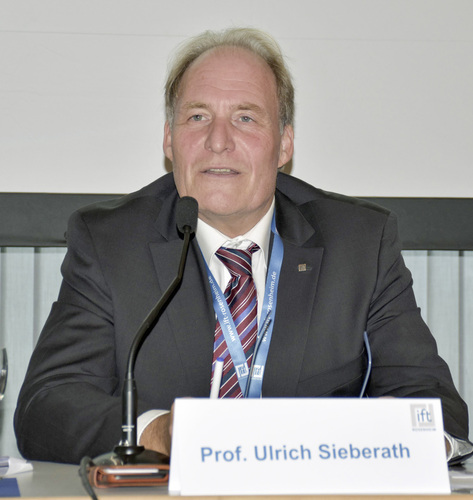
87, 447, 170, 489
93, 446, 169, 466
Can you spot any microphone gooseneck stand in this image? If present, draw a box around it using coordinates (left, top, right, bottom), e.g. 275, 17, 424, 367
89, 196, 198, 468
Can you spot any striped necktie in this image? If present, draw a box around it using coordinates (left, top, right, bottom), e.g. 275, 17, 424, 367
211, 243, 259, 398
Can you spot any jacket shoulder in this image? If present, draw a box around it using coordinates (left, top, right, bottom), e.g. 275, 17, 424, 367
276, 172, 391, 218
77, 173, 175, 217
66, 173, 177, 242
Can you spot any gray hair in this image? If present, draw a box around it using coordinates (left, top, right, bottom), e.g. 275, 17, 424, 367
165, 27, 294, 132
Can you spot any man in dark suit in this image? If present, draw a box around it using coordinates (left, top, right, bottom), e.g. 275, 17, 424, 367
15, 27, 471, 464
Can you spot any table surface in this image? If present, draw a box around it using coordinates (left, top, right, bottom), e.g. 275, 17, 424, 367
2, 458, 473, 499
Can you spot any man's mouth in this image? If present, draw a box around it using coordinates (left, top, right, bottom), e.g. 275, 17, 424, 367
205, 168, 236, 174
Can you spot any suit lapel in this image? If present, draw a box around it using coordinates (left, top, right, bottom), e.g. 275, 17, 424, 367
263, 190, 325, 396
149, 191, 215, 395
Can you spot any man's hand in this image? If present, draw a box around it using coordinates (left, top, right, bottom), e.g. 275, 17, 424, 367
445, 437, 452, 460
139, 405, 174, 456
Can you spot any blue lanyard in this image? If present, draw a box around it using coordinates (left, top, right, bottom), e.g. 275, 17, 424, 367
205, 214, 284, 397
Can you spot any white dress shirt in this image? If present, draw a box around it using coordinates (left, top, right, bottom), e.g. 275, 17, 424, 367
196, 199, 274, 322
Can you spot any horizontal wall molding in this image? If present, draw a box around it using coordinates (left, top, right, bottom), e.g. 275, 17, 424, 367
1, 193, 119, 247
1, 192, 472, 250
361, 197, 473, 251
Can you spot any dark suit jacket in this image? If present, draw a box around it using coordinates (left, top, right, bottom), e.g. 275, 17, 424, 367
15, 172, 469, 463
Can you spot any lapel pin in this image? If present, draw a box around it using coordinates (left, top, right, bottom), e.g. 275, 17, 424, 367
298, 263, 311, 272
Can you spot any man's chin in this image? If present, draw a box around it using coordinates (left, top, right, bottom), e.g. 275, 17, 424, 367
199, 207, 238, 222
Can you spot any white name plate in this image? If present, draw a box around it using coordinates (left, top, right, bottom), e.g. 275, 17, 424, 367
169, 398, 449, 495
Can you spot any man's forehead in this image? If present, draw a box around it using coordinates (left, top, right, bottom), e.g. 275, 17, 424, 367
175, 48, 277, 107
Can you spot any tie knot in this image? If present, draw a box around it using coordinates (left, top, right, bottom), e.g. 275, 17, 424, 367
216, 243, 259, 276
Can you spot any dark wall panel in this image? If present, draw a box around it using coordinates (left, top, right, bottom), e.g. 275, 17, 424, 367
1, 193, 472, 250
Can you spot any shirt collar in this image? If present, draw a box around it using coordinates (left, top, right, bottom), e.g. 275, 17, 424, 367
196, 198, 275, 265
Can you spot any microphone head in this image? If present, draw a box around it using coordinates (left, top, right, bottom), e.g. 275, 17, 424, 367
176, 196, 198, 234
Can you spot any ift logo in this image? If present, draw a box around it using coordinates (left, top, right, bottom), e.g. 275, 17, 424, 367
410, 403, 436, 429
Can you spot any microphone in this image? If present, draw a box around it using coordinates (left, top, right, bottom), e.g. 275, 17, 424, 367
90, 196, 198, 469
176, 196, 199, 234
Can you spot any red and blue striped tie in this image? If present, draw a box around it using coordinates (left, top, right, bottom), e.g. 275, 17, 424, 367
211, 243, 259, 398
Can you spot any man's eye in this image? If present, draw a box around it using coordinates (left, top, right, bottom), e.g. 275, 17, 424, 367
190, 114, 203, 121
240, 116, 253, 123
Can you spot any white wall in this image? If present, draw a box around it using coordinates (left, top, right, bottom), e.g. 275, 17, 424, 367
1, 0, 472, 196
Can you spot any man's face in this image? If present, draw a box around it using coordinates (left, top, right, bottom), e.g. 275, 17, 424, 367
164, 47, 294, 237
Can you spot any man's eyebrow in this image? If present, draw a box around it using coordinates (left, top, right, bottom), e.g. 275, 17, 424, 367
181, 101, 210, 111
235, 102, 265, 114
180, 101, 266, 114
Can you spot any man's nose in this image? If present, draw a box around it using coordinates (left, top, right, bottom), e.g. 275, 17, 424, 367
204, 118, 235, 153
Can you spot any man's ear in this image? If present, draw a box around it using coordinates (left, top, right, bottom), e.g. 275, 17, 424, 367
163, 121, 173, 162
278, 124, 294, 168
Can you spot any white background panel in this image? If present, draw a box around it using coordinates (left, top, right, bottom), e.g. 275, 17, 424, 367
1, 0, 472, 195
